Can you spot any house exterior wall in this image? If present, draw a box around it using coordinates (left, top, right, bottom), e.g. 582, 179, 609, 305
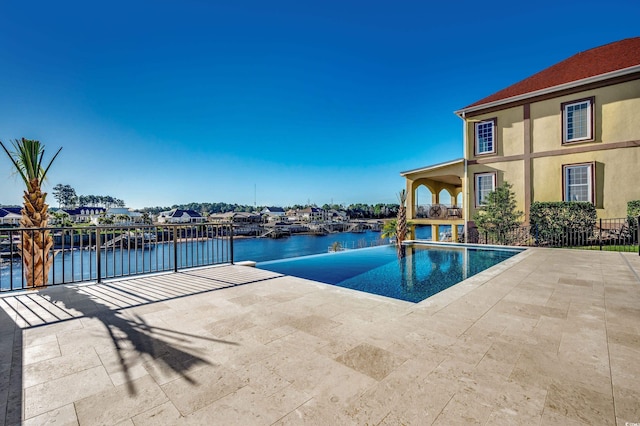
464, 77, 640, 221
466, 159, 526, 220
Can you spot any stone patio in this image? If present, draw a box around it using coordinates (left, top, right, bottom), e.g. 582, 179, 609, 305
1, 248, 639, 425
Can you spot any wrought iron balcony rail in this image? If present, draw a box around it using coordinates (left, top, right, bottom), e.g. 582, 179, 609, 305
414, 204, 463, 220
0, 223, 234, 292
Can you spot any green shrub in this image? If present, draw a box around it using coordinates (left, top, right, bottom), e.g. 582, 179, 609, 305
529, 202, 597, 245
472, 182, 523, 245
628, 200, 640, 242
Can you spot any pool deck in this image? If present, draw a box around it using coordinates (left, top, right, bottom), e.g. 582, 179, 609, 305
1, 248, 639, 425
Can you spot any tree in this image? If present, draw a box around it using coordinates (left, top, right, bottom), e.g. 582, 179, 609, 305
52, 184, 77, 208
381, 217, 413, 243
472, 182, 523, 245
381, 219, 398, 241
50, 210, 73, 227
1, 138, 62, 287
396, 189, 408, 247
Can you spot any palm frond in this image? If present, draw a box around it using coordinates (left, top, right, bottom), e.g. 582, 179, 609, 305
1, 138, 62, 185
1, 140, 28, 185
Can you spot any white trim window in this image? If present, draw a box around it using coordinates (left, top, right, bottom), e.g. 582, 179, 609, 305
563, 98, 592, 143
475, 173, 496, 207
474, 119, 495, 155
563, 163, 593, 203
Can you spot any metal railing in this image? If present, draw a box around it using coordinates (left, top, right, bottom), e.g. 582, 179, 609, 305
415, 204, 463, 220
468, 217, 639, 253
0, 223, 234, 292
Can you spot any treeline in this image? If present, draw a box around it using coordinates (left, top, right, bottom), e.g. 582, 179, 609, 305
138, 202, 400, 219
52, 184, 125, 209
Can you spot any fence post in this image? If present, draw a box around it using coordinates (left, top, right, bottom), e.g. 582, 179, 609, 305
599, 218, 603, 251
173, 225, 178, 273
229, 223, 234, 265
96, 227, 102, 283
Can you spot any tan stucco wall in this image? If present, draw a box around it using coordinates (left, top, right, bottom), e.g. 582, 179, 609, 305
465, 106, 524, 159
532, 148, 640, 218
467, 160, 526, 220
462, 78, 640, 221
530, 80, 640, 152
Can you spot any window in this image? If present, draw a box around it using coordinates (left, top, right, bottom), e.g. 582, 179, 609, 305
475, 173, 496, 207
563, 163, 594, 203
474, 119, 496, 155
562, 98, 593, 143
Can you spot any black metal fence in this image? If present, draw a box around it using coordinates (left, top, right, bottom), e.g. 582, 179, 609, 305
470, 217, 639, 254
0, 223, 234, 292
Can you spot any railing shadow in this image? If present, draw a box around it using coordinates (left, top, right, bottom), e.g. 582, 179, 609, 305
0, 297, 22, 425
1, 265, 281, 402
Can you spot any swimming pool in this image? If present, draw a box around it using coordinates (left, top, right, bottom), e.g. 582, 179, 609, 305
257, 243, 523, 303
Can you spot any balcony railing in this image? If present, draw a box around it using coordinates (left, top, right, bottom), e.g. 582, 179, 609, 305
0, 223, 234, 292
414, 204, 463, 220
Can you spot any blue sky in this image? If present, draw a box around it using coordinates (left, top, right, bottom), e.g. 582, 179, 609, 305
1, 1, 638, 209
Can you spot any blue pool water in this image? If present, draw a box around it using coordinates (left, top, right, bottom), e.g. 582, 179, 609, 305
257, 244, 523, 303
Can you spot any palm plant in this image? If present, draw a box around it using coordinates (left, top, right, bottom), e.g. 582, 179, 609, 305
396, 189, 408, 247
1, 138, 62, 287
381, 219, 398, 241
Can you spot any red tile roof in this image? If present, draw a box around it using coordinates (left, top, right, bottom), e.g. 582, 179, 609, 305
463, 37, 640, 110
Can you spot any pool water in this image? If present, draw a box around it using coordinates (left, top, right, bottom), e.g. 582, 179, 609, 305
257, 244, 523, 303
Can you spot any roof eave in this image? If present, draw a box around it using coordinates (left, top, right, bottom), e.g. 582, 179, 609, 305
455, 64, 640, 117
400, 158, 464, 177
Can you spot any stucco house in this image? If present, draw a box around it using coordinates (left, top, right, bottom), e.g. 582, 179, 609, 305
403, 37, 640, 241
157, 209, 205, 224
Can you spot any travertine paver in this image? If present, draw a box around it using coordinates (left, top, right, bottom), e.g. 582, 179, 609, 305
0, 249, 638, 425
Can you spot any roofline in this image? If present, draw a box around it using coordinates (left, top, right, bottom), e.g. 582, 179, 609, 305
454, 64, 640, 117
400, 158, 464, 176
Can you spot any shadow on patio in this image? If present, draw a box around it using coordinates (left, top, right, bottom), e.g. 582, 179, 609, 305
0, 265, 282, 403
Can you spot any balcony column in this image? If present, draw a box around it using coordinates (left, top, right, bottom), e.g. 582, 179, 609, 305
451, 223, 458, 242
432, 224, 439, 242
406, 180, 415, 220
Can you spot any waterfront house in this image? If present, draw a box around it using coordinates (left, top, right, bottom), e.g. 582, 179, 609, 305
105, 208, 144, 224
0, 207, 22, 226
60, 206, 107, 224
157, 209, 205, 224
299, 206, 328, 222
403, 37, 640, 241
260, 207, 286, 222
209, 211, 261, 224
328, 209, 349, 221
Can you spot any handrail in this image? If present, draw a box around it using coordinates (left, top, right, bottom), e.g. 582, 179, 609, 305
0, 222, 234, 292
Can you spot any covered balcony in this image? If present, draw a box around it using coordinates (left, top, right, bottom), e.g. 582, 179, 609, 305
400, 158, 465, 242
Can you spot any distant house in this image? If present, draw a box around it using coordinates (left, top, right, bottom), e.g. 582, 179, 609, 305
328, 209, 349, 221
60, 206, 106, 223
157, 209, 205, 224
285, 209, 299, 221
260, 207, 286, 222
209, 211, 261, 223
0, 207, 22, 226
105, 208, 144, 224
299, 207, 328, 222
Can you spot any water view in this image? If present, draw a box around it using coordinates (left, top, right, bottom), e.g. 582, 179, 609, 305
258, 243, 522, 303
0, 230, 387, 290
